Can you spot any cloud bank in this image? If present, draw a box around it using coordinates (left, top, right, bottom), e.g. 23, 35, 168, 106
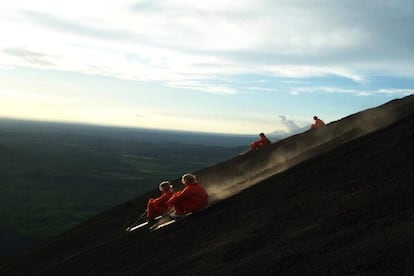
1, 0, 414, 94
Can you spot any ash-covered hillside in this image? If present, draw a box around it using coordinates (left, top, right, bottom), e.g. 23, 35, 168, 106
1, 95, 414, 275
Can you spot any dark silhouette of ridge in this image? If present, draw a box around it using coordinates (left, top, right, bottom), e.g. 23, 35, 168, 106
1, 95, 414, 275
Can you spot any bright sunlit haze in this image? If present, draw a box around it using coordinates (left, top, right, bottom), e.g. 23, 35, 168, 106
1, 0, 413, 134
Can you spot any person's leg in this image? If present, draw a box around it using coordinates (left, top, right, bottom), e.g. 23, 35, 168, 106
172, 202, 185, 215
181, 201, 206, 213
249, 142, 257, 151
147, 202, 163, 220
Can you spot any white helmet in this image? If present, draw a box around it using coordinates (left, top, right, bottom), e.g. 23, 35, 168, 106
159, 181, 173, 191
181, 173, 197, 184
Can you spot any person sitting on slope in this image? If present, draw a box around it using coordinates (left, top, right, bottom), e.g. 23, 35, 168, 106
167, 173, 209, 218
143, 181, 175, 222
310, 116, 326, 130
249, 132, 271, 151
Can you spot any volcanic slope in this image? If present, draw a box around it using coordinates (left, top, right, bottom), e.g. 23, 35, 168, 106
1, 95, 414, 275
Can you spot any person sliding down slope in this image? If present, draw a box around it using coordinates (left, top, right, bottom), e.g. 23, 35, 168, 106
125, 181, 175, 231
166, 173, 209, 219
144, 181, 175, 223
310, 116, 325, 129
249, 132, 271, 151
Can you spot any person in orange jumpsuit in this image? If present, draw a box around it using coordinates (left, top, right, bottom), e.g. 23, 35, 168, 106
167, 173, 209, 218
145, 181, 175, 222
249, 132, 271, 151
310, 116, 325, 129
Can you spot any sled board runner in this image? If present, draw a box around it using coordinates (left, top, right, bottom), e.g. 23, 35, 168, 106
149, 205, 210, 232
125, 215, 162, 232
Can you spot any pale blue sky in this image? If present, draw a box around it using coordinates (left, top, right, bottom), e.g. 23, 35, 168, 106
1, 0, 413, 134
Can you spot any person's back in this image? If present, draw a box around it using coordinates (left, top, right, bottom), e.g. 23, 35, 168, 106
260, 134, 271, 146
178, 182, 208, 209
167, 173, 208, 216
310, 116, 325, 129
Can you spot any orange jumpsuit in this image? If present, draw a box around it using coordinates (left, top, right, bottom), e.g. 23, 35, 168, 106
250, 135, 271, 151
167, 182, 209, 215
310, 118, 325, 129
147, 191, 174, 220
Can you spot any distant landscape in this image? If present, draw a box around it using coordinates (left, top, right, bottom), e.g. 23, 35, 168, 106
0, 118, 252, 257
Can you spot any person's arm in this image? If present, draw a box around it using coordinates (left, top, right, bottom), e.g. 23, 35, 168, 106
151, 193, 168, 205
167, 187, 191, 205
167, 190, 181, 205
259, 136, 269, 146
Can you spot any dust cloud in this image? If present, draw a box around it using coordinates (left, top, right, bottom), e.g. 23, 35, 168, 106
195, 96, 413, 203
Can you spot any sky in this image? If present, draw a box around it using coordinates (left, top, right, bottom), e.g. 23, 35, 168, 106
0, 0, 413, 135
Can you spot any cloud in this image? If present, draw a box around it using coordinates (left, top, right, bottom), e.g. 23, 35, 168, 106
3, 48, 55, 67
378, 88, 414, 96
1, 0, 414, 95
289, 86, 366, 95
278, 115, 303, 133
267, 115, 307, 138
166, 81, 235, 94
20, 9, 148, 44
